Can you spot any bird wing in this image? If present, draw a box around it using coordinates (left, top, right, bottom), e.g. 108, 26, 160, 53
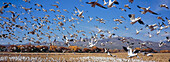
113, 1, 119, 5
133, 49, 140, 53
75, 7, 80, 13
166, 36, 169, 39
137, 19, 145, 25
122, 46, 128, 52
86, 2, 95, 4
165, 17, 169, 20
52, 5, 59, 8
128, 14, 135, 20
148, 10, 158, 15
162, 22, 167, 26
137, 5, 146, 10
96, 3, 107, 9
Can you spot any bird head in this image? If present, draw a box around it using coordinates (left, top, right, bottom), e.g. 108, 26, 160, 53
147, 6, 151, 10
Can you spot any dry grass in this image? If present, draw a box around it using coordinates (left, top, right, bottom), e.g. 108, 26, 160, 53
0, 52, 169, 62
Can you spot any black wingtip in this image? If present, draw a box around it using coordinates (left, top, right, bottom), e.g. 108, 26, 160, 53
137, 5, 140, 8
114, 2, 119, 5
86, 2, 89, 4
128, 14, 132, 18
104, 7, 107, 9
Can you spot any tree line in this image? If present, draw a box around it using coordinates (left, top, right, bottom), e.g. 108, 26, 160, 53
0, 45, 169, 53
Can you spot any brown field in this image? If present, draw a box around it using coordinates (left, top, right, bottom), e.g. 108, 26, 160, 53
0, 52, 170, 62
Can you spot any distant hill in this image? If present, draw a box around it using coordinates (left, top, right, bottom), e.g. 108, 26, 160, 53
2, 37, 170, 51
67, 37, 170, 51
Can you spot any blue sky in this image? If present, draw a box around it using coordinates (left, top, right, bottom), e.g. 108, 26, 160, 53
0, 0, 170, 45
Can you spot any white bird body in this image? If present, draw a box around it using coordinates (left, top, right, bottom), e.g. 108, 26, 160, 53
75, 7, 84, 18
108, 0, 114, 8
131, 17, 140, 24
128, 14, 144, 25
89, 38, 98, 47
126, 47, 137, 57
137, 6, 158, 15
136, 29, 142, 35
156, 30, 161, 35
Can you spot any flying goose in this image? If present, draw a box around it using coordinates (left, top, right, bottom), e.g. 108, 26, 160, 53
86, 0, 107, 9
136, 28, 142, 35
137, 5, 159, 15
114, 19, 123, 24
148, 32, 152, 38
124, 4, 131, 9
166, 36, 170, 42
119, 8, 126, 12
159, 39, 170, 47
107, 0, 119, 8
145, 24, 158, 31
160, 4, 169, 9
75, 7, 84, 18
89, 36, 98, 47
52, 5, 59, 8
120, 16, 126, 20
156, 30, 161, 35
35, 3, 43, 8
128, 14, 144, 25
157, 16, 165, 22
123, 46, 139, 58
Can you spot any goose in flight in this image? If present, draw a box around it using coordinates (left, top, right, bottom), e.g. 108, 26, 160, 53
103, 0, 108, 6
166, 37, 170, 42
52, 5, 59, 8
35, 3, 43, 8
145, 24, 158, 31
119, 8, 126, 12
124, 4, 131, 9
159, 39, 170, 47
156, 30, 161, 35
157, 16, 165, 22
137, 5, 159, 15
114, 19, 123, 24
108, 0, 119, 8
0, 6, 5, 14
123, 46, 139, 58
160, 4, 169, 9
89, 36, 98, 47
148, 32, 152, 38
136, 28, 142, 35
120, 16, 126, 20
128, 14, 144, 25
86, 0, 107, 9
75, 7, 84, 18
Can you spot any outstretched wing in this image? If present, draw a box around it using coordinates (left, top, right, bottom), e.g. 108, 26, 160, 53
86, 2, 95, 4
137, 5, 146, 10
122, 46, 128, 52
166, 36, 169, 39
96, 3, 107, 9
148, 10, 158, 15
138, 19, 145, 25
133, 49, 140, 53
